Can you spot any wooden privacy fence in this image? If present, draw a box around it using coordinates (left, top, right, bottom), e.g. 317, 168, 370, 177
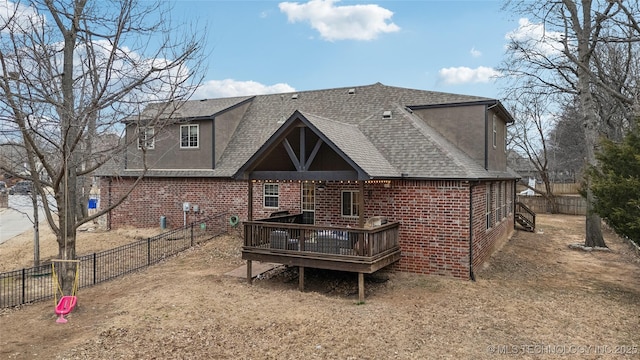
0, 212, 230, 308
516, 195, 586, 215
516, 182, 581, 195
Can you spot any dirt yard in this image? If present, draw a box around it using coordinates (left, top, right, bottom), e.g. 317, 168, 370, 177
1, 214, 639, 359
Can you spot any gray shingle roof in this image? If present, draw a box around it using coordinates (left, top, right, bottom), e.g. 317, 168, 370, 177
106, 82, 517, 180
125, 96, 254, 122
302, 112, 400, 177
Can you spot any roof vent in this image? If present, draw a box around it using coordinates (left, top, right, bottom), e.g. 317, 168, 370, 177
291, 93, 298, 99
348, 88, 356, 94
382, 110, 392, 119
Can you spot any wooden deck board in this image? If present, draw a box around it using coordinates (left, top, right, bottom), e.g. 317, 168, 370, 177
241, 247, 401, 274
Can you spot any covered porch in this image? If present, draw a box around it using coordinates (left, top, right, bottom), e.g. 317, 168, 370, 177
235, 112, 403, 301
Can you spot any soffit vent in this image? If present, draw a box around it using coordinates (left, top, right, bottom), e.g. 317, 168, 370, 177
382, 110, 392, 119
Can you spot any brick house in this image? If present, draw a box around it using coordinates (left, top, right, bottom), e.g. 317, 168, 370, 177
99, 83, 522, 284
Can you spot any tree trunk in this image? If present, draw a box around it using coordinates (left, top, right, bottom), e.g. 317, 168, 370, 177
31, 191, 40, 267
572, 0, 606, 248
56, 15, 82, 295
581, 87, 606, 248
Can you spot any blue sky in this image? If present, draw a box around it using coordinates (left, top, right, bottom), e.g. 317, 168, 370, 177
169, 0, 523, 100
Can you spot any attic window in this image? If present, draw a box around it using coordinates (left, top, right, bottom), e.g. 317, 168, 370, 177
348, 88, 356, 94
291, 94, 298, 99
382, 110, 392, 119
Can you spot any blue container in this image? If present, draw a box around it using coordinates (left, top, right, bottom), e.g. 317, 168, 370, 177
88, 199, 97, 209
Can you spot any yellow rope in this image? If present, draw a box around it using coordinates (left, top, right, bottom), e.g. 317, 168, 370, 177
52, 260, 80, 306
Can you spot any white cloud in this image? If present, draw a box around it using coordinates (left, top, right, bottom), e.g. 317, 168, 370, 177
505, 18, 564, 56
194, 79, 295, 99
279, 0, 400, 41
470, 47, 482, 58
438, 66, 501, 85
0, 1, 44, 34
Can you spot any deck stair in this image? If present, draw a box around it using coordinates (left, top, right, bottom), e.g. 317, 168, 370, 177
515, 202, 536, 232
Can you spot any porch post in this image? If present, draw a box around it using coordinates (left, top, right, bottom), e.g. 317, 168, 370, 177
246, 179, 254, 284
358, 181, 365, 228
358, 272, 365, 302
248, 179, 254, 221
299, 266, 305, 291
246, 260, 252, 284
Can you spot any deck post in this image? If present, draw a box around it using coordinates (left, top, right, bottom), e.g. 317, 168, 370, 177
299, 266, 305, 291
358, 272, 365, 302
246, 260, 252, 284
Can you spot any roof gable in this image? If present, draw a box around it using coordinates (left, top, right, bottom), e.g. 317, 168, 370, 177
235, 110, 396, 180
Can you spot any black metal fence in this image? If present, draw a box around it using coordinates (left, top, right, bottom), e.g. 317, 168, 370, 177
0, 212, 230, 308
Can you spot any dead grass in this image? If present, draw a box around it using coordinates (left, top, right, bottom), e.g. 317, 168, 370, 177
0, 224, 164, 272
1, 214, 639, 359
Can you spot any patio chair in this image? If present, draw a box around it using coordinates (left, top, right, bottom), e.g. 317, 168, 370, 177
269, 230, 298, 250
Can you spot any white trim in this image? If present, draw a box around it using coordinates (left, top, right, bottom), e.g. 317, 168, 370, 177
263, 183, 279, 209
137, 126, 155, 150
180, 124, 199, 149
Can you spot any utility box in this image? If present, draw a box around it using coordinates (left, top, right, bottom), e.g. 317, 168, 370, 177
160, 216, 167, 229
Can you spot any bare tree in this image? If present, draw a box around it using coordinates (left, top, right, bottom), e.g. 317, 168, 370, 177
548, 98, 586, 183
505, 88, 560, 213
0, 0, 205, 293
501, 0, 640, 247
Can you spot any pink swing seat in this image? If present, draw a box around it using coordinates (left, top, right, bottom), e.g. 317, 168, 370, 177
55, 295, 77, 323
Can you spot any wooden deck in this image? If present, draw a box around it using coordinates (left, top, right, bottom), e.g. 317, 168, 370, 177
241, 217, 401, 301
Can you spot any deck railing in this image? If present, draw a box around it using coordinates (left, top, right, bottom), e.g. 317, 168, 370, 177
515, 201, 536, 232
243, 221, 400, 258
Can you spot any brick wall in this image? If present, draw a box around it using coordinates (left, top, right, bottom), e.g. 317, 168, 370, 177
471, 182, 515, 270
383, 180, 471, 279
314, 180, 471, 278
251, 181, 302, 220
101, 177, 249, 229
101, 177, 513, 279
100, 177, 303, 229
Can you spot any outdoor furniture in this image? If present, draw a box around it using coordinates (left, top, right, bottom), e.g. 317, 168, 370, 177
311, 230, 353, 254
269, 230, 298, 250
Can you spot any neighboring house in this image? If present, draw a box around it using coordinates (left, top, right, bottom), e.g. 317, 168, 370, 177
98, 83, 522, 284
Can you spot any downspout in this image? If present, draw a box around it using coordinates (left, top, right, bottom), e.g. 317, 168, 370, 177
469, 181, 479, 281
212, 117, 216, 169
484, 106, 489, 170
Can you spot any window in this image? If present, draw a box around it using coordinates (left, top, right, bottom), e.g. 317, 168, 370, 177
492, 116, 497, 148
341, 190, 360, 217
137, 127, 154, 150
507, 182, 513, 215
496, 183, 502, 221
486, 184, 492, 230
504, 125, 508, 153
501, 182, 507, 219
180, 124, 199, 148
263, 183, 279, 208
